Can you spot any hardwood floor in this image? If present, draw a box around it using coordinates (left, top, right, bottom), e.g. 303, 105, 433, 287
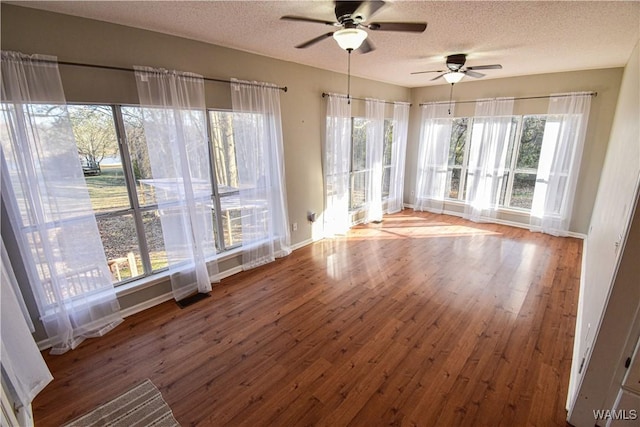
33, 211, 581, 426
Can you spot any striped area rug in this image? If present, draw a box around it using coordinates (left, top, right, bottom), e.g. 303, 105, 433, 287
63, 379, 180, 427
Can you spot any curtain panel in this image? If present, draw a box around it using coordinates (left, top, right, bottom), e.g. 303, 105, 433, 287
134, 66, 218, 301
323, 94, 352, 237
387, 102, 410, 214
230, 79, 291, 270
530, 92, 592, 236
365, 98, 385, 223
1, 51, 122, 354
464, 97, 515, 222
1, 238, 53, 413
414, 102, 454, 213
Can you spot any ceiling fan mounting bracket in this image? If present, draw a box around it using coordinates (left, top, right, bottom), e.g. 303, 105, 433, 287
446, 54, 467, 71
335, 2, 364, 25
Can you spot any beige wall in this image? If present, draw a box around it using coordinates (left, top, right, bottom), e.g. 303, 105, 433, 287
407, 68, 623, 233
1, 4, 410, 341
1, 4, 410, 247
1, 4, 629, 352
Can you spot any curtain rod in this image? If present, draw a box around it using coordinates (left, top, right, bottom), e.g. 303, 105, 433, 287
419, 91, 597, 107
322, 92, 411, 106
57, 60, 288, 92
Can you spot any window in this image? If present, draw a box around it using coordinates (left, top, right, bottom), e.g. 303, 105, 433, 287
382, 119, 394, 198
209, 110, 243, 249
506, 116, 546, 209
120, 106, 170, 272
62, 104, 279, 287
6, 100, 280, 288
446, 117, 470, 200
443, 114, 551, 211
68, 105, 151, 283
349, 117, 394, 211
350, 118, 367, 210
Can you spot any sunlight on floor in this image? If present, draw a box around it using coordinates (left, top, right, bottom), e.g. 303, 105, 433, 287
347, 214, 502, 240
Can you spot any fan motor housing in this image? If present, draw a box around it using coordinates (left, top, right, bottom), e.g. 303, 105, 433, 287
446, 54, 467, 71
335, 2, 363, 24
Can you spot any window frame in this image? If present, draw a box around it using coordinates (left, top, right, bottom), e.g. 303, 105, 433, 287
446, 117, 472, 202
381, 118, 394, 199
60, 103, 262, 288
65, 103, 160, 285
443, 114, 553, 212
348, 116, 394, 213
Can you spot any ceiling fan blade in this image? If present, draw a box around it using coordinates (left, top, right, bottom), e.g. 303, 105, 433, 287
464, 70, 486, 79
431, 73, 446, 81
367, 22, 427, 32
281, 16, 335, 26
466, 64, 502, 71
352, 0, 386, 20
295, 32, 335, 49
358, 38, 375, 54
410, 69, 445, 75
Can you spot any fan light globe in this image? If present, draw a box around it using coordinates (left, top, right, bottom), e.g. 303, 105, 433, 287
333, 28, 368, 51
444, 71, 465, 84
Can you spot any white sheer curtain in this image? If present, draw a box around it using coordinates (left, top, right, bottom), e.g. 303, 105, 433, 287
414, 102, 454, 213
387, 102, 409, 214
530, 92, 592, 236
134, 66, 218, 301
1, 51, 122, 354
365, 98, 385, 223
230, 79, 291, 270
324, 94, 352, 237
464, 98, 515, 222
1, 238, 53, 421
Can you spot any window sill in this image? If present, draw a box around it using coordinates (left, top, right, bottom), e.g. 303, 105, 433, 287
115, 245, 244, 298
442, 199, 532, 217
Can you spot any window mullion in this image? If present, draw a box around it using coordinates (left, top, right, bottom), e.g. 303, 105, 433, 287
459, 118, 473, 201
504, 116, 524, 208
112, 104, 153, 277
206, 111, 227, 252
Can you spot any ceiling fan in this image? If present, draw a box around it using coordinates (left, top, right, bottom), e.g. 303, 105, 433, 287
281, 0, 427, 53
412, 53, 502, 84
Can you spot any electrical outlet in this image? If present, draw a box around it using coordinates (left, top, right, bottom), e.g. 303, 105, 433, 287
292, 222, 298, 232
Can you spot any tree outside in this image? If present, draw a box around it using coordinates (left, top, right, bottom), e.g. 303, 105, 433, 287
69, 105, 118, 172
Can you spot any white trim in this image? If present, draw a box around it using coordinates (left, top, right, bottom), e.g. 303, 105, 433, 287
116, 265, 245, 322
115, 273, 170, 297
405, 203, 586, 239
115, 245, 245, 297
117, 291, 174, 319
36, 336, 57, 352
1, 382, 24, 427
291, 238, 316, 251
38, 237, 317, 350
215, 265, 244, 281
567, 236, 589, 411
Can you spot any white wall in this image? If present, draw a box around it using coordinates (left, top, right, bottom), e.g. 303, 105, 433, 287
568, 39, 640, 426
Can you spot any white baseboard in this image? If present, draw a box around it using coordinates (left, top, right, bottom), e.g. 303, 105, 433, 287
291, 237, 316, 251
118, 291, 174, 319
403, 203, 586, 239
37, 239, 320, 351
567, 236, 589, 411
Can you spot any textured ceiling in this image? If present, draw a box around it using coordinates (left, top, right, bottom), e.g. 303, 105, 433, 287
7, 0, 640, 87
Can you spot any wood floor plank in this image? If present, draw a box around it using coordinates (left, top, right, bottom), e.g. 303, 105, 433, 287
33, 211, 580, 426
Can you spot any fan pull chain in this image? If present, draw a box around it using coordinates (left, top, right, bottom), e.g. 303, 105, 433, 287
448, 83, 454, 115
347, 49, 352, 105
